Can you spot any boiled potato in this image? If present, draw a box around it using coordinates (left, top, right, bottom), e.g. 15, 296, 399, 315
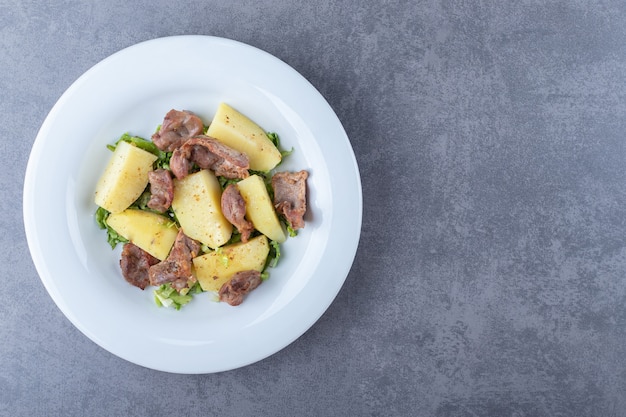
94, 140, 157, 213
206, 102, 282, 171
106, 209, 178, 260
193, 235, 269, 292
236, 175, 286, 243
172, 170, 232, 249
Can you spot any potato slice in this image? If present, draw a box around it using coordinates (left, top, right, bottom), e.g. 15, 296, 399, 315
236, 174, 286, 243
106, 209, 178, 260
94, 141, 157, 213
172, 170, 232, 249
193, 235, 269, 292
206, 102, 282, 171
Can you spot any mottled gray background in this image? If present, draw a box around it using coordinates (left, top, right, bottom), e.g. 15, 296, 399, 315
3, 0, 626, 416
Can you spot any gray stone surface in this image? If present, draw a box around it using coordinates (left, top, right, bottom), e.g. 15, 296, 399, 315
3, 0, 626, 415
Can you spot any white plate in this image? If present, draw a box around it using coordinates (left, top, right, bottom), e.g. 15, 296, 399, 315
23, 36, 362, 374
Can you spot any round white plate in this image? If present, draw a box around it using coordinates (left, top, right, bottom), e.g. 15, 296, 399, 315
23, 36, 362, 373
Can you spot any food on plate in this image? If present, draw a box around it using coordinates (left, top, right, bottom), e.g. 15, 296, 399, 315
221, 184, 254, 243
170, 135, 250, 180
236, 175, 286, 243
272, 170, 309, 231
93, 103, 308, 309
151, 109, 204, 152
218, 270, 263, 306
206, 102, 282, 171
146, 169, 174, 213
193, 234, 270, 293
171, 169, 233, 249
120, 243, 159, 290
148, 229, 201, 291
94, 140, 158, 213
106, 209, 179, 260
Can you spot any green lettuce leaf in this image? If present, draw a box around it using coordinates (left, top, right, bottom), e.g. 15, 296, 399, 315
154, 281, 203, 310
95, 207, 128, 249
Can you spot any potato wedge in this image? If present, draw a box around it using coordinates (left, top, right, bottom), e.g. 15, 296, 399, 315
94, 141, 157, 213
193, 235, 269, 292
206, 102, 282, 171
106, 209, 178, 260
236, 174, 286, 243
172, 170, 232, 249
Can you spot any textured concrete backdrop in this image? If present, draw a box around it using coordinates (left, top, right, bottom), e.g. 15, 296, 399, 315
3, 1, 626, 416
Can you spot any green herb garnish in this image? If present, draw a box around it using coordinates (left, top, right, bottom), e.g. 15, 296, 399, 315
95, 207, 128, 249
154, 281, 203, 310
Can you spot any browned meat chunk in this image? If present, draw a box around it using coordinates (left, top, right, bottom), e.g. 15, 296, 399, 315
147, 169, 174, 213
151, 109, 204, 152
218, 270, 262, 306
221, 184, 254, 242
120, 243, 160, 290
148, 230, 201, 290
170, 135, 249, 180
272, 170, 308, 230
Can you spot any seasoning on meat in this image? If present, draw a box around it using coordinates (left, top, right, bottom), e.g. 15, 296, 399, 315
170, 135, 249, 180
221, 184, 254, 242
272, 170, 308, 230
218, 270, 262, 306
151, 109, 204, 152
120, 243, 160, 290
147, 168, 174, 213
148, 230, 201, 290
